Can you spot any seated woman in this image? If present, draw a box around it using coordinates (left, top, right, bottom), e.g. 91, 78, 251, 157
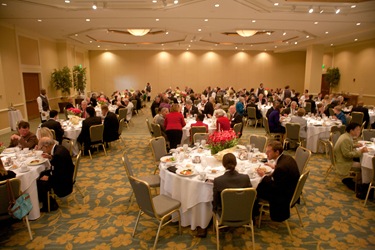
215, 109, 231, 131
333, 105, 347, 125
212, 153, 252, 215
290, 108, 307, 139
0, 160, 16, 181
316, 103, 325, 117
268, 104, 285, 134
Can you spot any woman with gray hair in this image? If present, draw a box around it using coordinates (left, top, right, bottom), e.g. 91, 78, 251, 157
215, 109, 231, 131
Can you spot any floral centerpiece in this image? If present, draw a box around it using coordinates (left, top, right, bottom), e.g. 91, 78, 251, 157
0, 142, 5, 154
207, 130, 239, 155
97, 97, 108, 106
66, 107, 82, 117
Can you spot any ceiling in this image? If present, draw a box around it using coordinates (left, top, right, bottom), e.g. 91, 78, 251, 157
0, 0, 375, 52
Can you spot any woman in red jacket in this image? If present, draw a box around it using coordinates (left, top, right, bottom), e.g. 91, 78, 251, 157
164, 104, 186, 149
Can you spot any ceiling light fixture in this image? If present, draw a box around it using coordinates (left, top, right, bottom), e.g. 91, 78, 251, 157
356, 22, 361, 26
156, 18, 159, 21
283, 32, 286, 36
174, 0, 178, 4
314, 21, 319, 25
65, 0, 70, 3
319, 9, 324, 14
2, 3, 8, 6
306, 35, 310, 38
92, 3, 97, 10
152, 0, 157, 3
165, 31, 169, 34
354, 38, 358, 41
308, 7, 314, 14
37, 19, 42, 22
274, 3, 279, 6
351, 5, 356, 9
335, 8, 340, 14
252, 20, 256, 23
127, 29, 150, 36
86, 18, 91, 22
236, 30, 257, 37
214, 4, 219, 8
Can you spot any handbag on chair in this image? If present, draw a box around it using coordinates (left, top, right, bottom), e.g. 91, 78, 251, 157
6, 180, 33, 220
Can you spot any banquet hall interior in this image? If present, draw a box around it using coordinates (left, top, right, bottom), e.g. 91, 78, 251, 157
1, 0, 375, 249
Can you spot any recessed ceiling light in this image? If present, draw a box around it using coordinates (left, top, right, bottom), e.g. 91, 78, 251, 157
294, 42, 298, 45
198, 29, 202, 32
162, 44, 164, 46
252, 20, 256, 23
283, 32, 286, 36
325, 31, 329, 34
335, 8, 340, 14
235, 47, 238, 50
264, 49, 267, 51
89, 41, 93, 43
2, 3, 7, 6
330, 44, 334, 46
188, 44, 191, 47
123, 44, 127, 46
165, 31, 169, 34
308, 7, 314, 14
314, 21, 319, 25
75, 34, 78, 36
204, 19, 208, 22
215, 44, 218, 46
266, 32, 271, 35
37, 19, 42, 22
319, 9, 324, 14
186, 48, 189, 50
356, 22, 361, 26
86, 19, 91, 22
354, 38, 358, 41
274, 3, 279, 6
156, 18, 159, 21
92, 4, 97, 10
351, 5, 356, 9
97, 45, 100, 48
214, 4, 219, 8
174, 0, 178, 4
65, 0, 70, 3
250, 44, 253, 47
274, 46, 277, 48
306, 35, 310, 38
152, 0, 157, 3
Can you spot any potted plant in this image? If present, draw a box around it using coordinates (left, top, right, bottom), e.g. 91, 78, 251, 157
325, 67, 340, 91
50, 66, 72, 113
72, 65, 86, 95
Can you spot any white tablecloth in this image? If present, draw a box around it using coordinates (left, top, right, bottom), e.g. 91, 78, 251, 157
94, 105, 117, 117
181, 118, 216, 144
369, 110, 375, 125
8, 110, 23, 131
1, 151, 50, 220
360, 141, 375, 183
159, 149, 266, 229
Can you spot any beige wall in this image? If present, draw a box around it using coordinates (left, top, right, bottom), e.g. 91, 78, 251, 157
89, 50, 307, 96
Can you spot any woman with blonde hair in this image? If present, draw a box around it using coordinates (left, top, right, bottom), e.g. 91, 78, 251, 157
36, 127, 54, 140
0, 159, 16, 181
164, 104, 186, 149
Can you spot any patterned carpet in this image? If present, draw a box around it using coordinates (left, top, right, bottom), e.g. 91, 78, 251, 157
1, 114, 375, 249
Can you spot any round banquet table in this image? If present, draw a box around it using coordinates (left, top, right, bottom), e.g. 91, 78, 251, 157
369, 110, 375, 126
1, 150, 50, 220
359, 141, 375, 184
159, 148, 268, 230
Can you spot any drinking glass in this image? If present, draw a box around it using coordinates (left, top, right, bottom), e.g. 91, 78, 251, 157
183, 144, 189, 152
201, 140, 206, 147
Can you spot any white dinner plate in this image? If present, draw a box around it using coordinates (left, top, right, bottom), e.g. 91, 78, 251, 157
256, 165, 273, 174
27, 158, 48, 166
176, 168, 197, 177
1, 148, 16, 154
19, 167, 30, 173
160, 156, 177, 163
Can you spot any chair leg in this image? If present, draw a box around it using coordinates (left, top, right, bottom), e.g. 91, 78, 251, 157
364, 185, 373, 207
285, 220, 293, 240
324, 165, 333, 180
47, 191, 51, 212
258, 205, 264, 229
251, 221, 255, 250
295, 206, 303, 227
216, 219, 220, 250
24, 216, 33, 240
88, 149, 92, 160
132, 210, 142, 237
153, 219, 164, 250
102, 144, 107, 156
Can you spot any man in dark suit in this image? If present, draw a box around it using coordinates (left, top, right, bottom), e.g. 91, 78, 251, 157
228, 105, 243, 128
41, 110, 64, 144
352, 102, 370, 128
37, 137, 75, 211
183, 100, 199, 118
202, 97, 214, 118
101, 104, 119, 146
304, 95, 316, 114
256, 141, 300, 222
77, 106, 102, 155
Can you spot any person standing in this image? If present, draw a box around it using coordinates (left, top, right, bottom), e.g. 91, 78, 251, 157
145, 82, 152, 102
164, 104, 186, 149
37, 88, 50, 122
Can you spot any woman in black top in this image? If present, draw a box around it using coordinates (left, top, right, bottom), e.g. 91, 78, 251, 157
0, 160, 16, 181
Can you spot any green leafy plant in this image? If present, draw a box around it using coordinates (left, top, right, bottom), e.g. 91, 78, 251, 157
50, 66, 72, 96
72, 65, 87, 95
325, 67, 341, 88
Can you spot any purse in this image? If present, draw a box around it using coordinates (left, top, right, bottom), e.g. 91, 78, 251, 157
6, 180, 33, 220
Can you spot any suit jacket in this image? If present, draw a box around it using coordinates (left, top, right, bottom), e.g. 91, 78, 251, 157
230, 112, 243, 128
103, 111, 119, 143
41, 119, 64, 144
77, 116, 102, 147
305, 99, 316, 114
203, 102, 214, 117
183, 105, 199, 118
247, 103, 262, 119
256, 154, 300, 222
352, 106, 370, 128
269, 110, 285, 133
213, 170, 252, 214
333, 132, 362, 175
49, 145, 75, 197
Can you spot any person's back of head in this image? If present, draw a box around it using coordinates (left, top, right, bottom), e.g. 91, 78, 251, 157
197, 113, 205, 122
297, 108, 305, 117
222, 153, 237, 171
86, 106, 96, 117
50, 110, 58, 119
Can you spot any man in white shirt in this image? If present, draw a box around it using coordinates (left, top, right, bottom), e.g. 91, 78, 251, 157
37, 88, 50, 122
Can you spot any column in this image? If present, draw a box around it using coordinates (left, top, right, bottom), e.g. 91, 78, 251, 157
304, 45, 324, 95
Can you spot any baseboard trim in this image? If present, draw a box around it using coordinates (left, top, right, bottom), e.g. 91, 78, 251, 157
0, 127, 11, 135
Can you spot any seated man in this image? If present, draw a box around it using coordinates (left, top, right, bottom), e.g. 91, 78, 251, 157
9, 121, 38, 149
215, 109, 231, 131
228, 105, 243, 128
246, 96, 262, 119
101, 104, 119, 146
183, 100, 199, 118
256, 141, 300, 222
334, 123, 368, 189
191, 113, 208, 132
41, 110, 64, 144
37, 137, 75, 211
77, 106, 102, 155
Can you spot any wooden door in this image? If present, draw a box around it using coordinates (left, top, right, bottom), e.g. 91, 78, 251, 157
22, 73, 40, 120
321, 74, 330, 96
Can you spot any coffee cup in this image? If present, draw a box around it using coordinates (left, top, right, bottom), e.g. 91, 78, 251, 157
21, 164, 28, 172
198, 171, 206, 180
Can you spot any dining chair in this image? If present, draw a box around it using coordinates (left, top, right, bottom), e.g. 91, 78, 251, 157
88, 124, 107, 159
283, 123, 303, 149
146, 118, 153, 137
129, 176, 181, 250
362, 129, 375, 141
318, 125, 339, 157
249, 134, 268, 153
247, 107, 262, 128
263, 117, 283, 141
131, 100, 138, 114
118, 108, 127, 122
294, 146, 311, 174
117, 118, 125, 145
61, 138, 75, 157
150, 123, 162, 138
338, 125, 346, 135
121, 152, 160, 207
258, 171, 310, 240
154, 107, 159, 116
191, 126, 207, 144
150, 136, 168, 174
233, 123, 243, 138
213, 188, 257, 250
346, 115, 352, 125
193, 132, 209, 145
0, 178, 33, 240
364, 156, 375, 207
351, 111, 364, 125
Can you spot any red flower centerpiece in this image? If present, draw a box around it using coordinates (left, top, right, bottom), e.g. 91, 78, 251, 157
66, 107, 82, 117
97, 97, 108, 106
207, 130, 239, 155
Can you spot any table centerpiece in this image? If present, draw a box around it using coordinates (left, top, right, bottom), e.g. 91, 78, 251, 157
207, 130, 238, 156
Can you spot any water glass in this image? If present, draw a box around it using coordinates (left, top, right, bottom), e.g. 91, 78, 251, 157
183, 144, 189, 152
201, 140, 206, 147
